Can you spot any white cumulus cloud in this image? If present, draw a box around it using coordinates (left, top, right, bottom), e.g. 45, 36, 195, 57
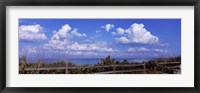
115, 23, 159, 44
44, 24, 86, 50
51, 24, 86, 39
67, 42, 115, 52
71, 29, 87, 37
116, 28, 125, 35
115, 36, 130, 43
19, 24, 47, 40
57, 24, 72, 38
44, 38, 68, 50
101, 24, 114, 32
111, 32, 117, 36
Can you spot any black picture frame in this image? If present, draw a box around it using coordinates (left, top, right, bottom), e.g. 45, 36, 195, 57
0, 0, 200, 93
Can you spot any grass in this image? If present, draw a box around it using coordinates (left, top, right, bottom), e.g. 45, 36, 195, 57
19, 56, 181, 74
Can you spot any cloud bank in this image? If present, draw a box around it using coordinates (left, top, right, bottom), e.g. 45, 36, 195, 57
19, 24, 47, 40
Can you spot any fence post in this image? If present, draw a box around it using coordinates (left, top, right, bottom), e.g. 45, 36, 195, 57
113, 62, 116, 74
66, 62, 68, 74
143, 62, 146, 74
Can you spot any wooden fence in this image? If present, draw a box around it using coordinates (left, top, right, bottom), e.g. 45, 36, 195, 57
24, 62, 181, 74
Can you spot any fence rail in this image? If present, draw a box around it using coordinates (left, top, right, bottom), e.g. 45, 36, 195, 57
24, 62, 181, 74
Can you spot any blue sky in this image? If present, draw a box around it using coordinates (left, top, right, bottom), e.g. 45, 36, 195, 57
19, 19, 181, 59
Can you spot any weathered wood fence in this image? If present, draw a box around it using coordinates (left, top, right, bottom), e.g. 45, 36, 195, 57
24, 62, 181, 74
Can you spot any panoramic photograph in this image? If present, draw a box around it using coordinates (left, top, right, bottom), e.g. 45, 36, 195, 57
19, 19, 181, 74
